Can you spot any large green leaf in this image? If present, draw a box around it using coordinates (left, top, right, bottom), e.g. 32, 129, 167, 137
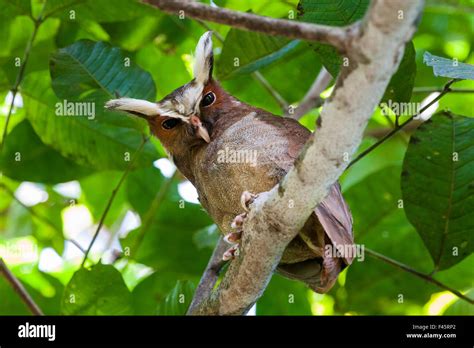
424, 51, 474, 80
217, 28, 300, 80
62, 264, 133, 315
5, 200, 34, 238
444, 289, 474, 315
126, 166, 168, 216
382, 42, 417, 105
344, 166, 445, 313
121, 199, 213, 276
297, 0, 416, 103
0, 0, 31, 19
50, 40, 155, 101
43, 0, 156, 23
257, 274, 312, 315
342, 165, 473, 314
297, 0, 369, 77
22, 71, 158, 170
401, 112, 474, 270
132, 272, 197, 315
0, 120, 92, 183
156, 280, 195, 315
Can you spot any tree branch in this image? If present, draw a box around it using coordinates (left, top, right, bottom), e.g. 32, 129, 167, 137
286, 67, 332, 119
0, 258, 44, 315
188, 0, 425, 315
187, 237, 227, 315
143, 0, 356, 51
365, 249, 473, 305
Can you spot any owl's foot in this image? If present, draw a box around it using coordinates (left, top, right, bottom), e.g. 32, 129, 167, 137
222, 191, 258, 261
222, 212, 245, 260
240, 191, 258, 212
222, 244, 239, 261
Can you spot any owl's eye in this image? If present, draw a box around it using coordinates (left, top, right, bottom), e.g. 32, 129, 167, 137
161, 118, 181, 130
201, 92, 216, 107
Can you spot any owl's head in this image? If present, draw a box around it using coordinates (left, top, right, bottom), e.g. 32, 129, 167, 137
105, 31, 230, 154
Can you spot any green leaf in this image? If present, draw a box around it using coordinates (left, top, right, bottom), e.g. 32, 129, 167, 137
297, 0, 369, 25
50, 40, 156, 101
121, 200, 212, 276
132, 272, 193, 315
0, 120, 92, 183
257, 275, 312, 315
22, 71, 158, 170
423, 51, 474, 80
192, 224, 219, 250
401, 112, 474, 270
0, 0, 31, 19
43, 0, 156, 23
298, 0, 416, 103
5, 200, 34, 238
0, 272, 33, 315
343, 167, 436, 313
443, 289, 474, 315
297, 0, 369, 76
62, 264, 133, 315
126, 166, 168, 216
156, 280, 195, 315
382, 42, 417, 104
217, 28, 300, 80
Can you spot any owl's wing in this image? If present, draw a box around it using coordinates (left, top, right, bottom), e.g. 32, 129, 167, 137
315, 183, 354, 265
257, 111, 354, 265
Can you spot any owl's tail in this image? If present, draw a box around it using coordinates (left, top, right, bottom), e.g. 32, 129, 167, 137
277, 256, 344, 293
277, 183, 354, 293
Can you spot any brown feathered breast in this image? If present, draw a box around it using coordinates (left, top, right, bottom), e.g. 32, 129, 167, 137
173, 97, 354, 293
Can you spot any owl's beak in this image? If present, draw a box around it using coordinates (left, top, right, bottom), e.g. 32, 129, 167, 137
190, 115, 210, 143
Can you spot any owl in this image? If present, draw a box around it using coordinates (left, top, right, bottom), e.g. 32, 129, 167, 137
106, 32, 354, 293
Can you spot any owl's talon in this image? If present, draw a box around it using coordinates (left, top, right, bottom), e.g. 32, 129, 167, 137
224, 231, 241, 244
223, 245, 239, 261
240, 191, 257, 211
231, 213, 247, 229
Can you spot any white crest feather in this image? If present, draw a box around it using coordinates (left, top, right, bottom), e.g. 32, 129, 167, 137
193, 31, 213, 85
105, 98, 160, 116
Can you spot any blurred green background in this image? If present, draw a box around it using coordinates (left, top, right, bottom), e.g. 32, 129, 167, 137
0, 0, 473, 315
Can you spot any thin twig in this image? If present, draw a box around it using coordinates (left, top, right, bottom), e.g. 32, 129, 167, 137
197, 20, 289, 112
365, 120, 422, 139
286, 67, 332, 119
187, 236, 228, 315
144, 0, 355, 50
0, 258, 44, 315
347, 79, 457, 169
80, 137, 149, 267
252, 71, 289, 111
413, 87, 474, 94
0, 6, 46, 153
365, 248, 473, 305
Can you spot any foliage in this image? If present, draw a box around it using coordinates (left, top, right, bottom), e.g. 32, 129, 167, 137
0, 0, 473, 316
